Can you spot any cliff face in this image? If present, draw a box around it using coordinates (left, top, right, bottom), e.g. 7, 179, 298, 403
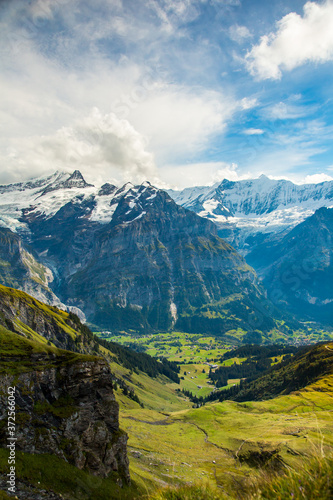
0, 228, 85, 321
0, 227, 57, 304
0, 351, 130, 484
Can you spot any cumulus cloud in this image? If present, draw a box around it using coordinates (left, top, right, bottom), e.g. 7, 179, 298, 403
304, 173, 333, 183
0, 109, 159, 186
246, 0, 333, 80
128, 87, 237, 163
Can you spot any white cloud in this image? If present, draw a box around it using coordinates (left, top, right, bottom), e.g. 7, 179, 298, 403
0, 0, 245, 185
246, 0, 333, 80
229, 24, 252, 43
243, 128, 264, 135
240, 97, 258, 110
0, 109, 159, 186
267, 102, 311, 120
304, 173, 333, 183
160, 161, 250, 189
128, 87, 237, 163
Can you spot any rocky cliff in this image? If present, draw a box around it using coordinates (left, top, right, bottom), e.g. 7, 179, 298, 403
0, 227, 56, 304
0, 227, 85, 321
0, 329, 130, 485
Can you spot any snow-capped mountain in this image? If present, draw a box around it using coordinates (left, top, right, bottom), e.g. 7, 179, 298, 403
0, 170, 279, 335
168, 175, 333, 254
0, 170, 156, 232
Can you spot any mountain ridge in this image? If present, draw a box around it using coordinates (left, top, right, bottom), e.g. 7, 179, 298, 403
0, 171, 282, 335
168, 175, 333, 255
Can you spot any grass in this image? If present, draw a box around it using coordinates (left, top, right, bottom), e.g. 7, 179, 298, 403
147, 454, 333, 499
149, 483, 223, 499
0, 449, 142, 500
252, 454, 333, 499
0, 326, 100, 375
117, 372, 333, 494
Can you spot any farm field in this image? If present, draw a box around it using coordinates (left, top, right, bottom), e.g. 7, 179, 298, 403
97, 331, 242, 398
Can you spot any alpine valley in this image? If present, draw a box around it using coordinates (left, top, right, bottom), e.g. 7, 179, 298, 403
1, 171, 333, 500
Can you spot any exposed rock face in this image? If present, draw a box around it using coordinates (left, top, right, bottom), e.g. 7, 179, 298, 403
0, 355, 130, 484
0, 227, 85, 321
0, 227, 56, 304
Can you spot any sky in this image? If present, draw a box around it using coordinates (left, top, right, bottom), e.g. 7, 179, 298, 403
1, 0, 333, 189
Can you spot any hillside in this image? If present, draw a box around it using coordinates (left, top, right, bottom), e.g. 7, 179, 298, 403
120, 344, 333, 497
0, 283, 93, 352
247, 207, 333, 324
0, 286, 185, 499
0, 326, 131, 496
208, 341, 333, 403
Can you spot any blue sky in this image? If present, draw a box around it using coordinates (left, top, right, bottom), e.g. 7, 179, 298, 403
1, 0, 333, 188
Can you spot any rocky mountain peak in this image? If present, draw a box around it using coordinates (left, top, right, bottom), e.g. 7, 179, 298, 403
98, 183, 117, 196
41, 170, 94, 194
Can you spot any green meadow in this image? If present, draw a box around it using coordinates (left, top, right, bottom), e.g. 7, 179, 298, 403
118, 372, 333, 496
98, 333, 333, 497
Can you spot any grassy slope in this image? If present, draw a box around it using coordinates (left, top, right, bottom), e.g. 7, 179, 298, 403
231, 342, 333, 401
120, 371, 333, 495
0, 325, 98, 375
117, 342, 333, 495
0, 283, 80, 342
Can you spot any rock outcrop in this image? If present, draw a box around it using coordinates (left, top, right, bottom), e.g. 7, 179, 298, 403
0, 352, 130, 484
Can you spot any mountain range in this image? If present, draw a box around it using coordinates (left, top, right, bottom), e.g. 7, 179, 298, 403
0, 170, 279, 336
168, 175, 333, 253
169, 176, 333, 325
1, 170, 333, 329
